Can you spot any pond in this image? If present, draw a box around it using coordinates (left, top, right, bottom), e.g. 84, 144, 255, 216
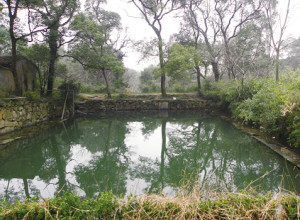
0, 111, 299, 203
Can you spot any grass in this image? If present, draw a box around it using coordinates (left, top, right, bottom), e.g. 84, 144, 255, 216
0, 191, 299, 219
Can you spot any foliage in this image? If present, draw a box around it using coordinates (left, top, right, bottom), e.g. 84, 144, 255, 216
57, 80, 81, 105
1, 191, 299, 219
21, 43, 50, 96
164, 43, 201, 80
0, 25, 10, 55
202, 70, 300, 148
69, 11, 125, 98
139, 65, 160, 93
185, 84, 198, 92
80, 83, 98, 93
24, 91, 40, 101
173, 84, 185, 93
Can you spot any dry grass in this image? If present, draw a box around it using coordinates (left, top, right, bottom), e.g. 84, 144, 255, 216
0, 190, 299, 219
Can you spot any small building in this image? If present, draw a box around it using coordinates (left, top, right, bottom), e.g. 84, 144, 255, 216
0, 56, 37, 95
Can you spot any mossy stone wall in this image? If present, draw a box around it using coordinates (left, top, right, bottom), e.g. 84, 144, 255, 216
76, 99, 209, 113
0, 98, 62, 134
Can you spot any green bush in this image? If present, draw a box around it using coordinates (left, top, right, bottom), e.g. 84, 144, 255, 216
173, 84, 185, 93
186, 84, 198, 92
24, 91, 40, 101
140, 82, 159, 93
202, 72, 300, 148
80, 84, 97, 93
95, 85, 108, 93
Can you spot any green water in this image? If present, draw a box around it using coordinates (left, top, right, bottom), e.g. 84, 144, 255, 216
0, 112, 299, 202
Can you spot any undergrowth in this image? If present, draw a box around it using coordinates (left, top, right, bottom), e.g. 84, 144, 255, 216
0, 191, 299, 219
202, 70, 300, 148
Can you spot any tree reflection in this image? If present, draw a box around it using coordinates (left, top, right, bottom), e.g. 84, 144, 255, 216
132, 114, 300, 194
73, 118, 130, 197
0, 112, 299, 203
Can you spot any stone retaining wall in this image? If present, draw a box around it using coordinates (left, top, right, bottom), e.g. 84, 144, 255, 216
0, 98, 64, 134
76, 99, 208, 113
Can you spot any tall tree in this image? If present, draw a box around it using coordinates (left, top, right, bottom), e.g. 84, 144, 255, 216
175, 15, 209, 95
130, 0, 183, 97
164, 43, 202, 93
3, 0, 42, 95
6, 0, 22, 95
69, 8, 125, 98
184, 0, 221, 81
264, 0, 290, 82
213, 0, 262, 80
32, 0, 79, 95
185, 0, 264, 81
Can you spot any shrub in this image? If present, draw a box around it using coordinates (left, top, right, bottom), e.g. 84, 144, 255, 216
80, 84, 97, 93
57, 80, 81, 107
186, 84, 198, 92
173, 84, 185, 93
202, 72, 300, 148
95, 85, 108, 93
24, 91, 40, 101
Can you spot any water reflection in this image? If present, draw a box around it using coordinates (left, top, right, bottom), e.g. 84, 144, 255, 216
0, 112, 299, 203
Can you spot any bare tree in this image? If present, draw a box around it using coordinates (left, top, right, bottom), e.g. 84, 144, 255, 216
185, 0, 221, 81
214, 0, 262, 80
264, 0, 291, 82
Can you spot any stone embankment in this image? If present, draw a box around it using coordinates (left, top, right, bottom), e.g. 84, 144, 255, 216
0, 98, 64, 134
76, 99, 209, 113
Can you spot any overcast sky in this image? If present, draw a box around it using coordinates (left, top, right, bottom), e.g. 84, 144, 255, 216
102, 0, 300, 72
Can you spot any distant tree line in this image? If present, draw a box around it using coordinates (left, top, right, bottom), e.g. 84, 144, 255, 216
0, 0, 296, 97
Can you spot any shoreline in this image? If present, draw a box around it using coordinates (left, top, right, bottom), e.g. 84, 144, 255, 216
0, 94, 299, 169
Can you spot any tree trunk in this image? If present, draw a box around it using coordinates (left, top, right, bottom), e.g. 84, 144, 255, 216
10, 38, 22, 96
275, 48, 280, 82
23, 178, 30, 198
196, 66, 201, 96
194, 38, 201, 96
204, 64, 208, 78
47, 28, 58, 96
158, 36, 167, 97
7, 0, 22, 96
211, 61, 220, 81
9, 15, 22, 96
159, 120, 166, 190
102, 68, 112, 98
224, 40, 234, 80
51, 136, 67, 193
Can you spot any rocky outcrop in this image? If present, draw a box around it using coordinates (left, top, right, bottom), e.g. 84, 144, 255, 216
0, 56, 37, 94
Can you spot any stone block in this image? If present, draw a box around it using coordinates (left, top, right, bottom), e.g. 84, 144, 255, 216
0, 120, 4, 128
26, 112, 32, 120
159, 102, 169, 110
12, 111, 18, 119
0, 127, 14, 134
5, 121, 18, 127
5, 110, 13, 120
